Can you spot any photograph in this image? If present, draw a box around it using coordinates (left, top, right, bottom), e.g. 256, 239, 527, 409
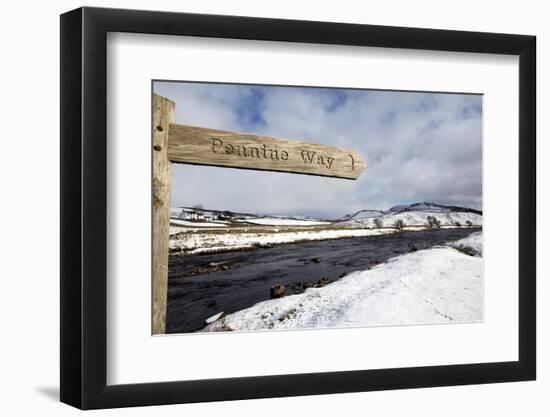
153, 81, 483, 334
52, 3, 538, 411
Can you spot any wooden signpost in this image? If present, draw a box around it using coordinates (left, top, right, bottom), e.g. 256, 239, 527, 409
152, 94, 366, 334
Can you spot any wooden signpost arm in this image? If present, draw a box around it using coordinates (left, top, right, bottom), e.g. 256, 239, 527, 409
167, 124, 366, 180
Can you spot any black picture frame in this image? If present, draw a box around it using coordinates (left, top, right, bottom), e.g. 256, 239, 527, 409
60, 6, 536, 410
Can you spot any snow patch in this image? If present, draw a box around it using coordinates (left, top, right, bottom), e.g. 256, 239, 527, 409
170, 219, 228, 228
236, 218, 329, 226
449, 232, 482, 257
205, 312, 226, 324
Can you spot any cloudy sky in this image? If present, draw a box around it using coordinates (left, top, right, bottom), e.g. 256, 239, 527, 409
154, 81, 482, 219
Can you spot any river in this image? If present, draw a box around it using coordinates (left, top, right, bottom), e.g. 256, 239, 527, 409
166, 227, 480, 333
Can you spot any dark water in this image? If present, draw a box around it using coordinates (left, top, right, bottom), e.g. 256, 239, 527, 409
166, 228, 480, 333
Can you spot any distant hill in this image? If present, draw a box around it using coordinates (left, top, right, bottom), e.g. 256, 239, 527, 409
388, 202, 482, 216
339, 202, 481, 222
338, 202, 482, 228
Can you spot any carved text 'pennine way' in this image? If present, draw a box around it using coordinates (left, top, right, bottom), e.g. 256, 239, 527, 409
166, 124, 366, 180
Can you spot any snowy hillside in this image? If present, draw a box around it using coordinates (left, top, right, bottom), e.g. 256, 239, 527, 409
339, 202, 482, 229
201, 232, 483, 332
341, 210, 482, 229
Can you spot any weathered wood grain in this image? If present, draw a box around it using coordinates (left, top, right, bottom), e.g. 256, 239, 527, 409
167, 124, 366, 179
152, 94, 175, 335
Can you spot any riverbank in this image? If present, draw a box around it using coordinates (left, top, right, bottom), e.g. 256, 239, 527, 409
202, 232, 483, 332
169, 224, 481, 255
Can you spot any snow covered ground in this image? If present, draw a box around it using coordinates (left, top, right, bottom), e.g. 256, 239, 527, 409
236, 217, 330, 226
201, 233, 483, 332
449, 231, 482, 257
169, 219, 229, 235
170, 219, 228, 228
170, 228, 396, 255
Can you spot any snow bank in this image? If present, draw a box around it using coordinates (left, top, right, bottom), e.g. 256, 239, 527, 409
449, 232, 482, 257
202, 245, 482, 332
170, 219, 482, 255
170, 228, 396, 255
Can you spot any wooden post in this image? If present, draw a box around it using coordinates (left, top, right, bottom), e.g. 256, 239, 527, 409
152, 94, 175, 334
